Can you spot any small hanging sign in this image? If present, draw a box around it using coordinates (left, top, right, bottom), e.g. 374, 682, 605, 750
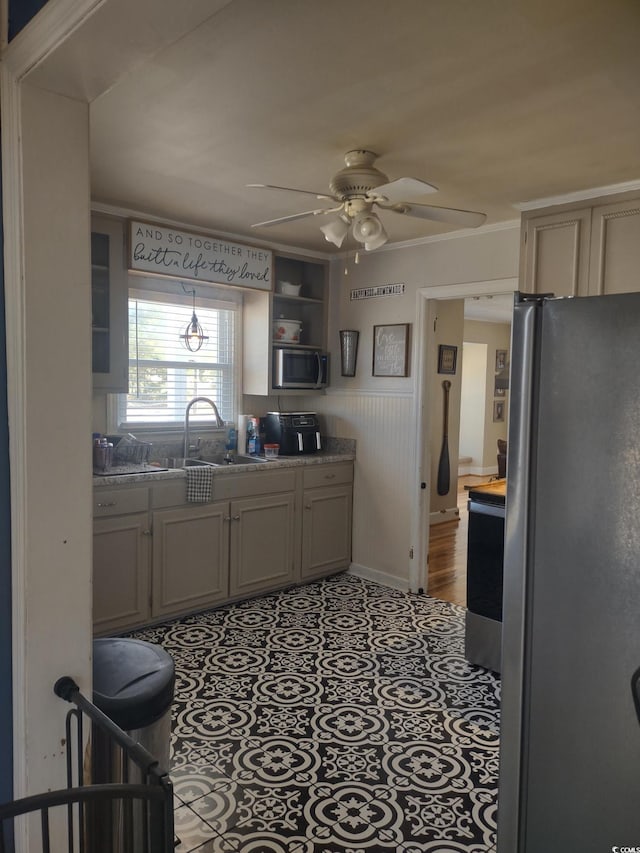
350, 283, 405, 301
128, 220, 272, 290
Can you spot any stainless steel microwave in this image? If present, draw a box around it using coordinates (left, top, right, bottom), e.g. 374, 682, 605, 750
273, 348, 329, 390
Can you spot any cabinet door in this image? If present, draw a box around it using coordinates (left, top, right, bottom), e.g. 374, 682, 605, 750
229, 493, 296, 597
521, 208, 591, 297
92, 215, 128, 392
152, 503, 229, 619
588, 198, 640, 295
93, 513, 150, 635
301, 484, 353, 579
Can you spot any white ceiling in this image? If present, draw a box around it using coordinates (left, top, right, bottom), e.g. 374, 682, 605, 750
29, 0, 640, 256
464, 294, 513, 324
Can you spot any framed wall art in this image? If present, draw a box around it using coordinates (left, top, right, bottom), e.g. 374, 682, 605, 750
493, 400, 505, 422
495, 349, 508, 371
372, 323, 410, 377
438, 344, 458, 375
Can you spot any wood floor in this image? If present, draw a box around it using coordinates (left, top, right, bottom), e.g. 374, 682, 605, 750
427, 475, 493, 607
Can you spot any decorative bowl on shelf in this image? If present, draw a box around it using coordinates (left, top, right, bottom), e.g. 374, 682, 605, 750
276, 281, 302, 296
273, 318, 302, 343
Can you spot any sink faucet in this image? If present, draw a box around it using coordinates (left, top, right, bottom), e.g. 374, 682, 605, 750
183, 396, 225, 458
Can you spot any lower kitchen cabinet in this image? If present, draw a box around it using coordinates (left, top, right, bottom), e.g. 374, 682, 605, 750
93, 460, 353, 632
93, 512, 151, 635
151, 502, 229, 619
229, 492, 296, 597
301, 465, 353, 579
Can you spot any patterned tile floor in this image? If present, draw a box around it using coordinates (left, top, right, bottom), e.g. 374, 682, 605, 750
130, 574, 500, 852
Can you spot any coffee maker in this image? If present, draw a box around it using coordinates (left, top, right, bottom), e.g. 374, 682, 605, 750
263, 412, 322, 455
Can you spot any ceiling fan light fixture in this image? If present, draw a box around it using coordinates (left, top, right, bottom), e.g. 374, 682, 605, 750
320, 218, 350, 247
364, 222, 388, 251
352, 212, 387, 250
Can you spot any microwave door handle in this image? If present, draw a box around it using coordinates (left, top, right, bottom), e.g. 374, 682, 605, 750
297, 432, 304, 452
314, 351, 322, 388
316, 431, 321, 450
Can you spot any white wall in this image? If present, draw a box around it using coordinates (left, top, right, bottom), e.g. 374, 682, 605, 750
463, 319, 511, 470
460, 341, 488, 467
316, 225, 519, 587
18, 83, 93, 799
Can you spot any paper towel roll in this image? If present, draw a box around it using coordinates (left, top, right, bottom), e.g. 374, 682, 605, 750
237, 414, 251, 455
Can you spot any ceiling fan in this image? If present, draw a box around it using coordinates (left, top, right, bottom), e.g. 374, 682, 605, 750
248, 149, 486, 251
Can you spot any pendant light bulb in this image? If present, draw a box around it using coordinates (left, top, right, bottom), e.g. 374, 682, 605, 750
180, 288, 209, 352
351, 212, 387, 250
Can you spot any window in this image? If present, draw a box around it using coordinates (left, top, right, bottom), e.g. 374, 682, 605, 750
117, 285, 238, 430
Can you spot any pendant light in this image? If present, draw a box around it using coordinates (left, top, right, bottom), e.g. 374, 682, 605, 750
180, 286, 209, 352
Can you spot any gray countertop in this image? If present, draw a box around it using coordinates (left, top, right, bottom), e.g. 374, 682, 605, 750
93, 451, 355, 488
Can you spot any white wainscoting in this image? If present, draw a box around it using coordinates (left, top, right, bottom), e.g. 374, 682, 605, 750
300, 390, 416, 587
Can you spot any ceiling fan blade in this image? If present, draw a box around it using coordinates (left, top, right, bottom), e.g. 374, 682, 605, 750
251, 207, 335, 228
391, 202, 486, 228
368, 177, 438, 203
247, 183, 338, 202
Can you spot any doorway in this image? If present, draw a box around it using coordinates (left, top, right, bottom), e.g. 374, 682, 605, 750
409, 277, 517, 596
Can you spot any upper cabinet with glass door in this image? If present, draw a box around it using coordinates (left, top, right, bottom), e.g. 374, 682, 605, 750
91, 214, 128, 393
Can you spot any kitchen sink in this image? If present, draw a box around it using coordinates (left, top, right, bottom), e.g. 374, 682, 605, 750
185, 454, 269, 467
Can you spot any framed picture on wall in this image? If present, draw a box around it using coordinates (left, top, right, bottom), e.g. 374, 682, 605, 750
372, 323, 410, 376
493, 400, 505, 422
438, 344, 458, 375
495, 349, 508, 371
494, 377, 506, 397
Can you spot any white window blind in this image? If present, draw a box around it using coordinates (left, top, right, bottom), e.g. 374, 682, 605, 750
121, 288, 236, 429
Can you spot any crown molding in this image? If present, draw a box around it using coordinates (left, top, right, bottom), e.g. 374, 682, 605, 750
1, 0, 105, 80
330, 217, 521, 260
91, 200, 334, 262
93, 202, 522, 263
514, 179, 640, 212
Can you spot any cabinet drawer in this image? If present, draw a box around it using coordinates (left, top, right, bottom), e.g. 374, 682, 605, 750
215, 469, 296, 500
303, 463, 353, 490
93, 487, 149, 517
151, 480, 189, 509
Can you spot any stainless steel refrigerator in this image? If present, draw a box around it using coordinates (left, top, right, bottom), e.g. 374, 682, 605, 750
498, 292, 640, 852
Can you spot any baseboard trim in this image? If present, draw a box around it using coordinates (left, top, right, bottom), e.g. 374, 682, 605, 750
458, 465, 498, 477
347, 563, 409, 592
429, 507, 460, 525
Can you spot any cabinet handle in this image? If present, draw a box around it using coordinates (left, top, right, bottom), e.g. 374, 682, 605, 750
224, 516, 231, 522
97, 501, 117, 508
305, 504, 312, 510
142, 530, 152, 536
324, 474, 336, 480
232, 515, 240, 521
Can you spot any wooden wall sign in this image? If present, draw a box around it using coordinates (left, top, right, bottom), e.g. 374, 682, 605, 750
128, 220, 272, 290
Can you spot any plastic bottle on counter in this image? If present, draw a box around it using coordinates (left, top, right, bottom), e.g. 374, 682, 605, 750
247, 417, 258, 456
225, 423, 237, 460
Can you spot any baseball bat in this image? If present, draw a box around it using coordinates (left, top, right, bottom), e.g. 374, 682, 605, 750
437, 379, 451, 496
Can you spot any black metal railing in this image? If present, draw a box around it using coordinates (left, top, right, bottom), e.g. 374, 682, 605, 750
0, 677, 174, 853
